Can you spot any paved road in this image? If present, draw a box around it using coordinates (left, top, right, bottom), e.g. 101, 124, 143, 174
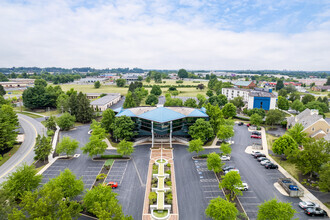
0, 114, 46, 183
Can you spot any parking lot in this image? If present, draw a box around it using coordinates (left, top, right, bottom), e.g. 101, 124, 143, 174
105, 160, 128, 185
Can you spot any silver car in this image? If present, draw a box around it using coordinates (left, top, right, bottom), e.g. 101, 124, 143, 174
299, 201, 319, 210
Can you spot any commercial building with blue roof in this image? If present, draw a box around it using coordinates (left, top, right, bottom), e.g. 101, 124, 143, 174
114, 106, 209, 146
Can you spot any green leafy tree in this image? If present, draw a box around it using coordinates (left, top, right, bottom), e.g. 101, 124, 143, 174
276, 80, 284, 91
56, 136, 80, 157
101, 109, 116, 133
272, 135, 298, 157
217, 124, 234, 141
146, 76, 151, 83
291, 100, 305, 112
0, 73, 9, 81
116, 78, 126, 87
34, 135, 52, 162
0, 104, 18, 152
83, 184, 132, 220
75, 92, 93, 123
164, 94, 183, 106
278, 89, 288, 97
188, 118, 214, 143
319, 163, 330, 192
205, 197, 238, 220
288, 92, 300, 102
111, 116, 135, 141
305, 101, 329, 114
197, 94, 206, 108
178, 69, 188, 78
257, 199, 296, 220
277, 96, 290, 110
207, 152, 224, 173
286, 123, 308, 145
302, 94, 315, 105
82, 121, 107, 158
187, 139, 204, 156
230, 96, 244, 110
217, 94, 228, 107
1, 164, 42, 200
94, 81, 101, 88
145, 94, 159, 105
222, 103, 236, 118
247, 108, 266, 118
206, 90, 214, 97
184, 98, 197, 108
0, 85, 5, 96
0, 189, 14, 219
265, 109, 285, 126
205, 103, 225, 135
56, 112, 75, 131
250, 113, 263, 127
150, 85, 162, 96
123, 91, 136, 108
220, 143, 232, 155
219, 171, 243, 200
117, 140, 134, 156
45, 116, 57, 130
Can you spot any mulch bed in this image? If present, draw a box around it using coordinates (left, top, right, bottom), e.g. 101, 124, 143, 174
298, 173, 320, 191
33, 159, 48, 168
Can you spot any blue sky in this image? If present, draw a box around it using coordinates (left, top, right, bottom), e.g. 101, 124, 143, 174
0, 0, 330, 70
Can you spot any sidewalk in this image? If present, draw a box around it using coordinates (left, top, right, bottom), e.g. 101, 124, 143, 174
261, 127, 330, 215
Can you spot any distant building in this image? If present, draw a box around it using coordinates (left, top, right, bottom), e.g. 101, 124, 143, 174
0, 78, 35, 88
90, 93, 121, 111
233, 81, 256, 89
287, 109, 330, 140
222, 87, 250, 102
311, 85, 330, 92
297, 78, 327, 86
79, 78, 107, 84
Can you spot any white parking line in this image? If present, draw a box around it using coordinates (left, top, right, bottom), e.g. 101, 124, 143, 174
204, 191, 222, 193
239, 196, 257, 199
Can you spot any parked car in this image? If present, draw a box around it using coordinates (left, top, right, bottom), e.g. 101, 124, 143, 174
251, 151, 261, 156
260, 160, 271, 165
246, 123, 251, 127
223, 165, 235, 171
289, 185, 299, 191
221, 155, 231, 161
238, 122, 244, 126
235, 182, 249, 191
252, 131, 261, 135
251, 134, 261, 139
265, 163, 278, 169
304, 207, 328, 217
254, 153, 266, 158
257, 157, 268, 162
225, 168, 239, 174
107, 181, 118, 188
299, 201, 320, 210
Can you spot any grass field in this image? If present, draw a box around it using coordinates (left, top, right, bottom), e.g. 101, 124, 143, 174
15, 111, 43, 118
0, 144, 21, 167
59, 83, 207, 97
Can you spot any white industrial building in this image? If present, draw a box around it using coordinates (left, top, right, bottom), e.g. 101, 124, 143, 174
222, 87, 250, 102
90, 93, 121, 111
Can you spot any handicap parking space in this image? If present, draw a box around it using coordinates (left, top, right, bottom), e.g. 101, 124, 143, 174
105, 160, 128, 186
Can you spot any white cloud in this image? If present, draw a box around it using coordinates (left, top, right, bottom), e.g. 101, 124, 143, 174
0, 0, 329, 70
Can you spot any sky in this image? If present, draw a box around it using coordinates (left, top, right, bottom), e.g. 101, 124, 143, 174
0, 0, 330, 70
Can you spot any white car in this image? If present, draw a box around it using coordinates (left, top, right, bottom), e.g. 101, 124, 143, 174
260, 160, 271, 166
299, 201, 320, 210
236, 182, 249, 191
225, 168, 239, 174
221, 155, 231, 161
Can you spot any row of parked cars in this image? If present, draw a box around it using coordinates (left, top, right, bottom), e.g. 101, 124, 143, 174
251, 151, 278, 169
222, 166, 249, 191
299, 201, 328, 217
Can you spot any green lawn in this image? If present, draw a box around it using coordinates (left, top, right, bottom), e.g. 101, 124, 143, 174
0, 144, 21, 167
35, 164, 46, 173
16, 111, 43, 118
325, 112, 330, 118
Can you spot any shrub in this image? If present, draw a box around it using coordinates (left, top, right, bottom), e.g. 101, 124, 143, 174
47, 130, 55, 137
165, 170, 171, 175
166, 181, 172, 186
149, 192, 157, 204
96, 173, 107, 180
193, 81, 200, 83
165, 178, 171, 182
100, 155, 124, 159
0, 155, 2, 161
165, 193, 173, 204
176, 80, 183, 84
152, 183, 157, 188
152, 178, 158, 184
166, 163, 171, 168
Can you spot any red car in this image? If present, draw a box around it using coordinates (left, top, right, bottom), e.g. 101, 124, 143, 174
107, 181, 118, 188
251, 135, 261, 139
246, 123, 251, 127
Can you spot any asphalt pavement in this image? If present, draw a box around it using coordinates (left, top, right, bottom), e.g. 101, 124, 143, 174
0, 114, 46, 184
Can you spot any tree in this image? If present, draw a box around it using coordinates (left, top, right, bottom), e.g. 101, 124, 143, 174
164, 94, 183, 106
272, 135, 298, 157
146, 76, 151, 83
276, 80, 284, 91
187, 139, 204, 156
188, 119, 214, 142
205, 197, 238, 220
137, 76, 143, 81
205, 103, 224, 135
291, 139, 329, 177
0, 85, 5, 96
247, 108, 266, 118
82, 121, 107, 158
257, 199, 296, 220
145, 94, 158, 105
305, 101, 329, 114
207, 152, 224, 173
56, 136, 80, 157
277, 96, 289, 110
34, 135, 52, 162
75, 92, 93, 123
116, 78, 126, 87
0, 73, 9, 81
1, 164, 42, 200
265, 109, 285, 126
94, 80, 101, 88
217, 94, 228, 107
286, 123, 308, 145
56, 93, 70, 113
217, 125, 234, 141
250, 113, 263, 127
196, 83, 205, 90
0, 104, 18, 152
111, 116, 135, 141
222, 103, 236, 118
288, 92, 300, 102
101, 109, 116, 133
184, 98, 197, 108
123, 91, 137, 108
278, 88, 288, 97
197, 94, 206, 108
219, 171, 243, 200
150, 85, 162, 96
319, 163, 330, 192
291, 100, 305, 112
230, 96, 244, 109
325, 77, 330, 86
117, 140, 134, 156
302, 94, 315, 105
178, 69, 188, 78
56, 112, 75, 131
206, 90, 214, 97
83, 184, 131, 219
220, 143, 232, 155
45, 116, 57, 130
